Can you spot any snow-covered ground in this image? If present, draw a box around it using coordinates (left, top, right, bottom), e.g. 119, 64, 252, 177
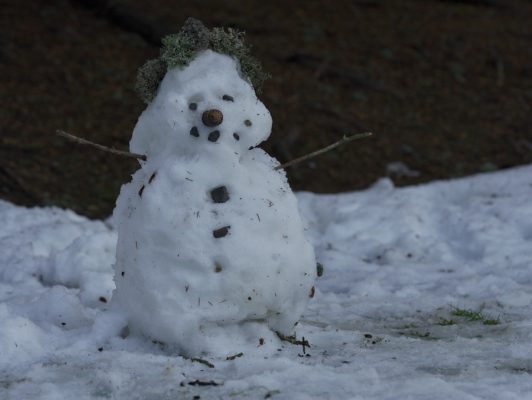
1, 166, 532, 400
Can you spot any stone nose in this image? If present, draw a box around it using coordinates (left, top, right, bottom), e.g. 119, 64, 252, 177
202, 109, 223, 127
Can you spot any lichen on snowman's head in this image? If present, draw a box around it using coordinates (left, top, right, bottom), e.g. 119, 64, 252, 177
135, 18, 269, 104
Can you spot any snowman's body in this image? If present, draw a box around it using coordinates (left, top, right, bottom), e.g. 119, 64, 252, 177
112, 51, 315, 355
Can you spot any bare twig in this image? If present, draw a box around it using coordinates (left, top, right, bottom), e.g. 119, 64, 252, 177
181, 379, 221, 387
275, 132, 373, 170
56, 130, 146, 161
191, 358, 215, 368
226, 352, 244, 360
276, 331, 311, 350
57, 129, 372, 170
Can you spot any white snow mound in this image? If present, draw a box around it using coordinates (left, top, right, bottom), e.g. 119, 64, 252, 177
1, 165, 532, 398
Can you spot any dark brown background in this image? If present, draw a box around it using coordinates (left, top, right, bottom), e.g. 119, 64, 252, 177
1, 0, 531, 219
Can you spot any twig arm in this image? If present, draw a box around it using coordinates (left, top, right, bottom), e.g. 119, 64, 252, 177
56, 130, 372, 168
56, 130, 147, 161
274, 132, 373, 170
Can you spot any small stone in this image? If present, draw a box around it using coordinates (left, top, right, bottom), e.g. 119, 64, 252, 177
202, 109, 223, 127
244, 119, 252, 127
233, 133, 240, 141
316, 262, 324, 277
121, 271, 125, 277
190, 126, 199, 137
189, 103, 197, 110
222, 94, 234, 102
138, 185, 145, 197
149, 172, 157, 183
213, 226, 230, 238
210, 186, 229, 203
208, 130, 220, 142
214, 263, 223, 273
309, 286, 315, 298
99, 296, 107, 303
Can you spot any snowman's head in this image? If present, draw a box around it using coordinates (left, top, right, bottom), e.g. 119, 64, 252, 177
130, 50, 272, 159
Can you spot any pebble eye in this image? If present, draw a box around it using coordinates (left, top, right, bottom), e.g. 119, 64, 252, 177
244, 119, 252, 127
189, 103, 197, 110
222, 95, 234, 102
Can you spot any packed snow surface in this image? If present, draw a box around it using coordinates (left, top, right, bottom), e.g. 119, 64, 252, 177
114, 50, 316, 355
1, 165, 532, 399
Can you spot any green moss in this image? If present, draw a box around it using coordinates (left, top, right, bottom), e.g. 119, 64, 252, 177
483, 318, 501, 326
450, 307, 501, 325
135, 59, 166, 104
135, 18, 269, 104
437, 318, 456, 326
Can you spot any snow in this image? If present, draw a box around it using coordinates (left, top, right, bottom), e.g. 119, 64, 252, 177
113, 50, 316, 355
1, 165, 532, 399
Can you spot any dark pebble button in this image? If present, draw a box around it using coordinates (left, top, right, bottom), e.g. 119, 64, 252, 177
317, 262, 324, 277
211, 186, 229, 203
233, 133, 240, 141
244, 119, 252, 127
213, 226, 230, 238
208, 130, 220, 142
190, 127, 199, 137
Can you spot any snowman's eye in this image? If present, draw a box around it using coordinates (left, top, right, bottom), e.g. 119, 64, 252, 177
222, 94, 234, 102
189, 103, 198, 111
244, 119, 252, 127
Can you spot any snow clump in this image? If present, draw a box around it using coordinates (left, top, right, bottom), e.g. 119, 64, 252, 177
112, 49, 317, 356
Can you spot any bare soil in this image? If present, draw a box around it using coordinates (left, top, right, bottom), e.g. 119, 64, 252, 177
1, 0, 531, 219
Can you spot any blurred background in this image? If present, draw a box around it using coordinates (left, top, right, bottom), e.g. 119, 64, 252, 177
1, 0, 531, 219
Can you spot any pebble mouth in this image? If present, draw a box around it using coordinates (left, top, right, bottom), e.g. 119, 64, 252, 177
190, 126, 200, 137
208, 130, 220, 142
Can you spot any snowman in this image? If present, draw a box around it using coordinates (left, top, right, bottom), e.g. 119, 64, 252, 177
111, 19, 316, 356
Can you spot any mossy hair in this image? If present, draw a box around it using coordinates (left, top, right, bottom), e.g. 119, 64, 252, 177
135, 18, 269, 104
